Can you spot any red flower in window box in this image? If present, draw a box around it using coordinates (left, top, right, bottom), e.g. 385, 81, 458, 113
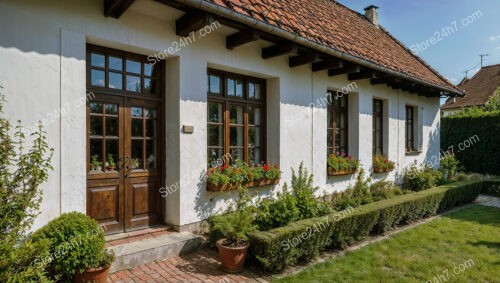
263, 165, 270, 172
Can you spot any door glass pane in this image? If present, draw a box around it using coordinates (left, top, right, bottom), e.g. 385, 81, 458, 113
229, 105, 243, 124
146, 140, 156, 169
91, 69, 105, 87
230, 127, 243, 146
208, 126, 223, 146
105, 139, 118, 171
90, 102, 103, 114
109, 56, 122, 71
105, 104, 118, 115
126, 75, 141, 92
126, 60, 141, 74
106, 117, 118, 137
91, 53, 105, 68
145, 119, 156, 137
132, 119, 143, 137
144, 78, 155, 94
145, 108, 156, 118
90, 116, 103, 136
109, 72, 123, 89
90, 139, 103, 170
131, 140, 143, 169
208, 102, 222, 123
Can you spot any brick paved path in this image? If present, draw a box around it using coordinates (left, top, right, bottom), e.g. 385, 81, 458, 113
110, 248, 267, 283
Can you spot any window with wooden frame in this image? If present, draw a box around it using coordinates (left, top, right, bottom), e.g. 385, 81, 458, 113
327, 92, 348, 155
373, 99, 384, 156
405, 105, 417, 152
207, 69, 266, 166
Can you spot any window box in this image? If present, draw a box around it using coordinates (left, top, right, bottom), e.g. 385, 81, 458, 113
327, 154, 359, 177
207, 178, 280, 192
372, 155, 395, 173
328, 168, 357, 176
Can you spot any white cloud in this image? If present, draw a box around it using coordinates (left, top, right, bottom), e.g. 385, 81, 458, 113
490, 35, 500, 41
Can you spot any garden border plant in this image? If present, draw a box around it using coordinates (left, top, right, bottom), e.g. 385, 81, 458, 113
247, 179, 491, 272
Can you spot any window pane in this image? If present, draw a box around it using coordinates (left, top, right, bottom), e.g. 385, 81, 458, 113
126, 60, 141, 74
109, 72, 123, 89
227, 79, 235, 96
90, 102, 103, 114
132, 119, 143, 137
131, 107, 142, 117
254, 83, 261, 99
230, 127, 244, 146
109, 56, 122, 71
146, 140, 156, 169
249, 147, 261, 166
146, 119, 156, 137
144, 63, 154, 76
91, 69, 105, 87
229, 105, 243, 124
90, 139, 103, 164
249, 107, 261, 125
105, 139, 118, 171
327, 129, 333, 148
340, 96, 346, 107
91, 53, 105, 68
90, 116, 102, 136
208, 148, 224, 166
144, 78, 155, 94
328, 110, 333, 128
248, 83, 255, 99
145, 108, 156, 118
236, 80, 244, 97
105, 117, 118, 136
208, 102, 223, 123
208, 126, 223, 146
126, 75, 141, 92
229, 148, 243, 164
105, 104, 118, 115
209, 75, 221, 94
249, 127, 260, 147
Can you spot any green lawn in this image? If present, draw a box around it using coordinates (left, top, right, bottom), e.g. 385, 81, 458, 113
273, 205, 500, 283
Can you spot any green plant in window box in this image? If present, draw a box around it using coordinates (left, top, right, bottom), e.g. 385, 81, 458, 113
206, 161, 282, 191
90, 155, 102, 171
105, 154, 116, 171
327, 153, 360, 176
372, 155, 395, 173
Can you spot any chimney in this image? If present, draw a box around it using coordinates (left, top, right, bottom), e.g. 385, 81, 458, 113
364, 5, 379, 28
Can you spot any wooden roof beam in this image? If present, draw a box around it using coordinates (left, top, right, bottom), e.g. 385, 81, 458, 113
289, 53, 319, 68
226, 29, 260, 50
262, 43, 298, 59
104, 0, 136, 18
313, 58, 343, 72
176, 10, 215, 37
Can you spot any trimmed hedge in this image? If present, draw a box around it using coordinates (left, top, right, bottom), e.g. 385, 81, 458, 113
483, 180, 500, 197
248, 180, 485, 272
441, 111, 500, 175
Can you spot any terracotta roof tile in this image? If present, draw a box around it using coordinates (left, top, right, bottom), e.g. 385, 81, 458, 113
442, 64, 500, 110
206, 0, 461, 93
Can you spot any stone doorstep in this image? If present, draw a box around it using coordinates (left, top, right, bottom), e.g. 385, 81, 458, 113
109, 232, 207, 273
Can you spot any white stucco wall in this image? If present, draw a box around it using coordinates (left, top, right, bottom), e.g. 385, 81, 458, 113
0, 0, 441, 231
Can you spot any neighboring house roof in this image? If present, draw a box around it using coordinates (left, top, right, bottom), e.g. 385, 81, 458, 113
206, 0, 462, 94
442, 64, 500, 110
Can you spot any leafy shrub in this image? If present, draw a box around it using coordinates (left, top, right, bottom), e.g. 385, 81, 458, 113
324, 169, 376, 210
248, 180, 486, 272
31, 212, 114, 281
439, 154, 462, 178
402, 165, 443, 191
0, 91, 54, 282
370, 180, 403, 202
253, 186, 300, 231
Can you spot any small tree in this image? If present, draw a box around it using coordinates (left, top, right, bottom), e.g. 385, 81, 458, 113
0, 87, 54, 282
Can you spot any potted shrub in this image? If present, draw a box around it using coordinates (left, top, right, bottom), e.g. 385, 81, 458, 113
206, 161, 282, 191
327, 153, 360, 176
212, 187, 256, 272
130, 158, 140, 169
105, 154, 116, 171
90, 155, 102, 171
373, 155, 395, 173
31, 212, 115, 283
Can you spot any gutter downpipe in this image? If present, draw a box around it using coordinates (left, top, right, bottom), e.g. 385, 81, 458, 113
175, 0, 463, 96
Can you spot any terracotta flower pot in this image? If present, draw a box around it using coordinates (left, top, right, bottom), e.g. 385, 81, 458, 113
216, 239, 250, 273
73, 265, 110, 283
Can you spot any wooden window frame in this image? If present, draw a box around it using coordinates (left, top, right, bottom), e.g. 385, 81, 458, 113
373, 99, 384, 156
207, 68, 266, 165
327, 92, 349, 156
405, 105, 416, 152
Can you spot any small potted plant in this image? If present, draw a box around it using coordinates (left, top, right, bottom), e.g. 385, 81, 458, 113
105, 154, 116, 171
31, 212, 115, 283
130, 158, 140, 170
90, 155, 102, 171
373, 155, 395, 173
212, 187, 256, 272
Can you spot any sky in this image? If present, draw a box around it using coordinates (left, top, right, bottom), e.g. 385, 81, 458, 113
336, 0, 500, 104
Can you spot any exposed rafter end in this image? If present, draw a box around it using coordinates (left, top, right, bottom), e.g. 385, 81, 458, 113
226, 29, 260, 50
176, 10, 215, 37
313, 58, 343, 72
262, 43, 298, 59
104, 0, 136, 18
289, 54, 319, 68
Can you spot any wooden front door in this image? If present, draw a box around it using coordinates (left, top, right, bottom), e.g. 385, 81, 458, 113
86, 45, 164, 235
